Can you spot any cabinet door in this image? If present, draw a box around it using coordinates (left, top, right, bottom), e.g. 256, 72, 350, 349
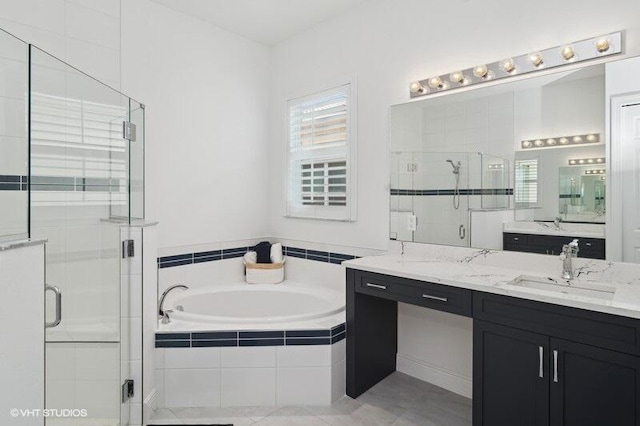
474, 321, 549, 426
550, 338, 640, 426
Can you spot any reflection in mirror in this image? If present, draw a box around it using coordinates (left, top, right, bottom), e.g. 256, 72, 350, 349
390, 62, 607, 256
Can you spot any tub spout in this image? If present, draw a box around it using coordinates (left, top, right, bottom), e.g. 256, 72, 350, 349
158, 284, 189, 324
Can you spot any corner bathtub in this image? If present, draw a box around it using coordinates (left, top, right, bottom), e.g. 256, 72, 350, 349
155, 281, 347, 407
168, 281, 345, 325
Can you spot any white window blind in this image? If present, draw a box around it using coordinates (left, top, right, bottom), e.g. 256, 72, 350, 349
286, 84, 356, 221
30, 92, 128, 207
515, 159, 538, 206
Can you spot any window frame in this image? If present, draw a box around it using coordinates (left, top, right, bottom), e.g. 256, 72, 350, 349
284, 81, 357, 221
514, 158, 539, 207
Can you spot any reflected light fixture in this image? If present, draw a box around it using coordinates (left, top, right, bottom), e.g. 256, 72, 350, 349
568, 157, 606, 166
585, 169, 606, 175
410, 32, 623, 98
522, 133, 600, 149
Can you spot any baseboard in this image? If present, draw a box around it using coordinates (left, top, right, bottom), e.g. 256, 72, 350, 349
397, 354, 472, 399
143, 388, 159, 423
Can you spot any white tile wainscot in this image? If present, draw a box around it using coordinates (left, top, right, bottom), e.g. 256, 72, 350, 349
155, 340, 346, 408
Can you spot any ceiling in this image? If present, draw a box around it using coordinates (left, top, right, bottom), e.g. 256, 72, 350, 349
149, 0, 368, 45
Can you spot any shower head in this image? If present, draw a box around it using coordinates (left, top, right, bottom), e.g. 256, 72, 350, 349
446, 159, 461, 174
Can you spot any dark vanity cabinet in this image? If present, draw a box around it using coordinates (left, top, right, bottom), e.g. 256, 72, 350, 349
346, 268, 640, 426
473, 292, 640, 426
503, 232, 605, 259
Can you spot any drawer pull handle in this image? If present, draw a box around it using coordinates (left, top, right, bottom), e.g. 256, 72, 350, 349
513, 237, 519, 241
553, 350, 559, 383
586, 243, 592, 246
539, 346, 544, 378
366, 283, 387, 290
422, 294, 448, 302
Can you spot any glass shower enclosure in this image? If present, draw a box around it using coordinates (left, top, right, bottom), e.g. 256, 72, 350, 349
0, 28, 144, 426
390, 151, 510, 247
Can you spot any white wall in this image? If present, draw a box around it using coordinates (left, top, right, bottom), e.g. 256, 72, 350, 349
121, 0, 271, 250
268, 0, 640, 251
0, 242, 45, 426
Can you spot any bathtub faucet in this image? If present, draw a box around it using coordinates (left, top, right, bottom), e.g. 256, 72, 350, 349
158, 284, 189, 324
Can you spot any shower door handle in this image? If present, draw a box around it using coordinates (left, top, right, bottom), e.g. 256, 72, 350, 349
459, 225, 466, 240
45, 285, 62, 328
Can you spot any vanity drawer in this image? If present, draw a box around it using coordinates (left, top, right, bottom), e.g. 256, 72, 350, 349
503, 233, 529, 249
354, 271, 472, 317
474, 291, 640, 356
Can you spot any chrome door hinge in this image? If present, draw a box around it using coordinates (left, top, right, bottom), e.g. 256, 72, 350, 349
123, 121, 137, 141
122, 379, 134, 403
122, 239, 135, 258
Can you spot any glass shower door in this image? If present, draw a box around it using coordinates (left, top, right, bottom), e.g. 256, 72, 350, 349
30, 46, 133, 426
413, 152, 470, 247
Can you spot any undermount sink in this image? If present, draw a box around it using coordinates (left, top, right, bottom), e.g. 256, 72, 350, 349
505, 275, 615, 301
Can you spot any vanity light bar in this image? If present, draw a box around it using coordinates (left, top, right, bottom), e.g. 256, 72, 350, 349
585, 169, 606, 175
522, 133, 600, 149
409, 32, 622, 98
568, 157, 606, 166
487, 164, 505, 170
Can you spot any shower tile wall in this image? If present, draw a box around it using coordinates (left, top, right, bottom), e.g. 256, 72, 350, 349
0, 31, 28, 240
0, 0, 122, 88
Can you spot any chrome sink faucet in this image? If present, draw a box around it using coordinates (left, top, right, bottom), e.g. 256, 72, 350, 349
554, 216, 563, 230
158, 284, 189, 324
559, 239, 579, 280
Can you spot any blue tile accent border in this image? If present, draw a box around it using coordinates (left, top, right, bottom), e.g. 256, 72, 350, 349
158, 244, 359, 268
390, 188, 513, 196
156, 322, 346, 348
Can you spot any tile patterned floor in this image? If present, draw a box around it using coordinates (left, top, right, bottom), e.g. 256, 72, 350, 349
149, 372, 472, 425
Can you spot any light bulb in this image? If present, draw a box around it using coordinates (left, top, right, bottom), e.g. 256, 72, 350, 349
473, 65, 488, 79
534, 139, 544, 147
578, 159, 585, 164
587, 159, 594, 163
569, 160, 577, 165
450, 71, 463, 83
596, 158, 604, 163
560, 46, 575, 61
529, 52, 544, 68
595, 37, 610, 53
522, 140, 532, 148
428, 76, 444, 89
573, 136, 583, 143
547, 138, 556, 145
410, 82, 425, 94
499, 58, 516, 74
559, 137, 569, 144
586, 134, 597, 142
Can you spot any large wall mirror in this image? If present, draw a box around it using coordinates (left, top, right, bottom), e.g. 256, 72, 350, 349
389, 57, 638, 260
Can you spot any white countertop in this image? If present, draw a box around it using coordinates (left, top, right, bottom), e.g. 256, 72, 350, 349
503, 221, 605, 238
343, 244, 640, 320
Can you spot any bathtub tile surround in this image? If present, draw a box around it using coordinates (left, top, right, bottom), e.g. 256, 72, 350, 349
155, 340, 346, 408
157, 243, 359, 268
156, 323, 346, 348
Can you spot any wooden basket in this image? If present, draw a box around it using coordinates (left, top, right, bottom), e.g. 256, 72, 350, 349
245, 260, 285, 284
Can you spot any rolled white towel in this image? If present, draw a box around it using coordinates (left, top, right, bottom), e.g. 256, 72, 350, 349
244, 251, 257, 264
270, 243, 283, 263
